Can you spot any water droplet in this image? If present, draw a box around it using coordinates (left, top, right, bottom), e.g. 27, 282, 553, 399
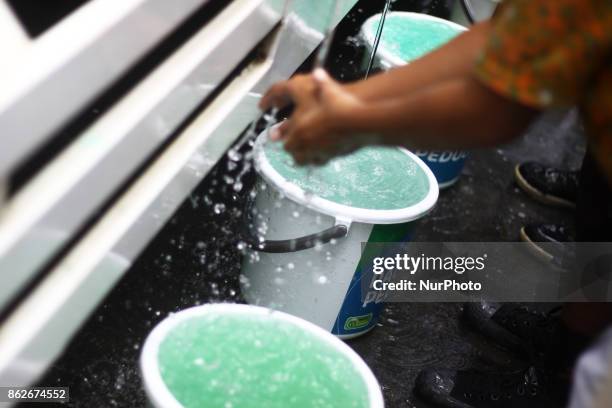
249, 252, 260, 263
227, 148, 242, 162
227, 161, 238, 171
214, 203, 226, 214
386, 318, 399, 326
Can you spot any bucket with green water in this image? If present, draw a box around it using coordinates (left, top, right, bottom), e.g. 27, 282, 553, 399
240, 127, 438, 339
361, 12, 469, 188
140, 304, 384, 407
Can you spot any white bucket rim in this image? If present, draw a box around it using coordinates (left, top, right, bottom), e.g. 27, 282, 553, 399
140, 303, 385, 408
360, 11, 467, 69
254, 128, 439, 224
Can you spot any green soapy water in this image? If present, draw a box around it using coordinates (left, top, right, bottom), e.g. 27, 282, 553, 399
158, 314, 370, 408
264, 142, 429, 210
371, 14, 462, 63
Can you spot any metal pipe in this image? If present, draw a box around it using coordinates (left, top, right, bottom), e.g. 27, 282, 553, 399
460, 0, 476, 24
364, 0, 391, 79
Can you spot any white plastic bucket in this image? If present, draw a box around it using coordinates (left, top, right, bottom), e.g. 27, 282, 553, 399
240, 129, 438, 338
360, 12, 468, 188
140, 303, 385, 408
450, 0, 499, 27
360, 12, 467, 70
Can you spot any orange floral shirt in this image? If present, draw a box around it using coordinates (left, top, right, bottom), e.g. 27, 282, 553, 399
476, 0, 612, 181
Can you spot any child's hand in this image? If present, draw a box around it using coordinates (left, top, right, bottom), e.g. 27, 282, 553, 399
260, 69, 370, 165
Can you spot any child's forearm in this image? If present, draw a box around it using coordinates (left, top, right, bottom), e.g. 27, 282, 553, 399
345, 76, 538, 150
345, 21, 491, 102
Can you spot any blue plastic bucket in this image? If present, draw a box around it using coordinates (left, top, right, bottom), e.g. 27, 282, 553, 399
415, 150, 468, 188
332, 223, 415, 338
361, 12, 469, 188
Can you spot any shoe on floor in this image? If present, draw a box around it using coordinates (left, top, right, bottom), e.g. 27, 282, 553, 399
415, 366, 568, 408
463, 302, 590, 368
463, 303, 563, 360
514, 162, 578, 208
519, 224, 573, 263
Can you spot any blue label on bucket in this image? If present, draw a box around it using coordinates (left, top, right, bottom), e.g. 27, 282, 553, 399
332, 266, 386, 337
415, 150, 468, 187
333, 225, 415, 338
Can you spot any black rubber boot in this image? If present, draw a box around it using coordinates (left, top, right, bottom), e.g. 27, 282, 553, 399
415, 366, 568, 408
519, 223, 573, 262
463, 302, 531, 355
514, 162, 578, 208
463, 302, 590, 368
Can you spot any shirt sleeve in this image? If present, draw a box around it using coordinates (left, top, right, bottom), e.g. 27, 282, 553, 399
475, 0, 612, 109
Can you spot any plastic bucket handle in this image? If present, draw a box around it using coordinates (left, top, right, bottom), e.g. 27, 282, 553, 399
242, 187, 352, 253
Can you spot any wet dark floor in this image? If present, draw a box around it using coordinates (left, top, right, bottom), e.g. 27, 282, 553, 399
35, 108, 585, 408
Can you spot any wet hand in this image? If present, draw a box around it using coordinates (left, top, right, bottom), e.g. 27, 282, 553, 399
260, 69, 368, 165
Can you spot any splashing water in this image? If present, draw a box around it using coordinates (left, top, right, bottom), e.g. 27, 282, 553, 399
222, 107, 280, 218
264, 142, 430, 210
213, 203, 226, 215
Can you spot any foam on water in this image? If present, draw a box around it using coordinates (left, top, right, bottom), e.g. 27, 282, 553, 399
370, 14, 462, 63
264, 142, 429, 210
158, 314, 369, 408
